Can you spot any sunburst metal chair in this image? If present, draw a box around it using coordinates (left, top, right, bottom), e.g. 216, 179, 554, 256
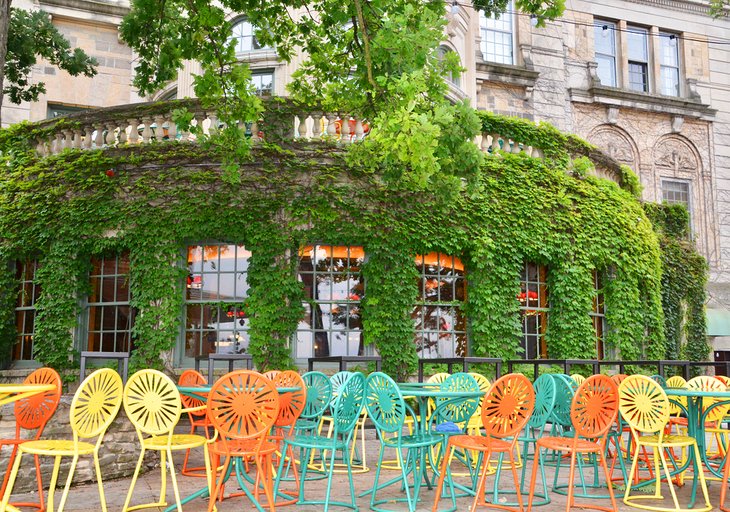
0, 367, 62, 512
207, 370, 280, 512
274, 371, 365, 510
527, 374, 619, 512
433, 373, 535, 512
0, 368, 123, 512
177, 369, 213, 477
122, 369, 215, 512
619, 374, 712, 512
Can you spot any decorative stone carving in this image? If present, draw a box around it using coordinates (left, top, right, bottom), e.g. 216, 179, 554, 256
588, 125, 639, 169
606, 107, 620, 125
671, 115, 684, 133
654, 136, 700, 174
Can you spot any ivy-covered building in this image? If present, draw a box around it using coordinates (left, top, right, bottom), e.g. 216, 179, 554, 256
0, 0, 722, 377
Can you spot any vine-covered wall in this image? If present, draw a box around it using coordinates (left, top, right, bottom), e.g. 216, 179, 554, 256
0, 109, 704, 380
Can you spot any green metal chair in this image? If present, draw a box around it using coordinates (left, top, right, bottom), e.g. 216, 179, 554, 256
296, 371, 332, 433
273, 371, 365, 511
364, 372, 445, 512
491, 372, 557, 507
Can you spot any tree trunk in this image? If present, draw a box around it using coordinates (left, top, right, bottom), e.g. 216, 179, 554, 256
0, 0, 10, 126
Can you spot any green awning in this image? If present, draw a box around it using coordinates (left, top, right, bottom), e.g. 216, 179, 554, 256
706, 308, 730, 336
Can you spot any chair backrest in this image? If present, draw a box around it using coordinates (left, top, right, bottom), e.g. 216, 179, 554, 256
611, 374, 628, 385
687, 375, 730, 422
15, 367, 62, 432
331, 372, 365, 438
550, 374, 576, 427
434, 373, 480, 425
124, 369, 182, 437
70, 368, 123, 440
651, 374, 667, 388
364, 372, 406, 434
481, 373, 535, 438
178, 369, 207, 419
666, 375, 686, 389
570, 374, 619, 439
329, 371, 353, 406
716, 375, 730, 388
207, 370, 279, 441
666, 375, 687, 416
570, 374, 586, 385
618, 375, 670, 435
273, 370, 307, 429
528, 373, 556, 429
301, 371, 332, 420
264, 370, 281, 380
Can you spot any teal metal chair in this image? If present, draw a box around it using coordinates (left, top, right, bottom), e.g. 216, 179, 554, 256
491, 372, 556, 507
296, 371, 332, 433
364, 372, 445, 512
273, 371, 365, 511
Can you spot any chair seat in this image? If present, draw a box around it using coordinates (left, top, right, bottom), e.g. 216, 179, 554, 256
210, 439, 278, 457
295, 418, 319, 431
143, 433, 209, 450
284, 434, 348, 451
634, 434, 698, 448
537, 436, 601, 454
446, 434, 513, 453
20, 439, 95, 456
382, 432, 442, 449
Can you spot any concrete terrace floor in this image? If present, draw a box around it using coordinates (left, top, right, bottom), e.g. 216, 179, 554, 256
5, 426, 727, 511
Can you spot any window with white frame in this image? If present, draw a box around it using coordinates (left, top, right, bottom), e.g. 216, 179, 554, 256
296, 245, 364, 359
591, 270, 608, 359
184, 244, 251, 358
479, 6, 514, 65
14, 260, 40, 361
661, 179, 693, 236
86, 253, 134, 353
251, 70, 274, 96
594, 21, 617, 87
437, 46, 461, 88
229, 18, 270, 53
412, 253, 467, 359
627, 26, 649, 92
659, 33, 680, 96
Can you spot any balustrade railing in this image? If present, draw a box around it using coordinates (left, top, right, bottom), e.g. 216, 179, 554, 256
26, 99, 618, 184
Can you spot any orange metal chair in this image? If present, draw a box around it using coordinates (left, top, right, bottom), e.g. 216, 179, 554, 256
177, 369, 213, 477
269, 370, 307, 504
432, 373, 535, 512
527, 374, 619, 512
206, 370, 280, 512
0, 367, 62, 512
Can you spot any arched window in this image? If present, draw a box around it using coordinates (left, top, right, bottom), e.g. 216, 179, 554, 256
437, 46, 461, 88
229, 18, 269, 53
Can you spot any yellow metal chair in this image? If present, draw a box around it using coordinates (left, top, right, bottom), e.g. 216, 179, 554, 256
121, 369, 215, 512
619, 374, 712, 512
0, 368, 123, 512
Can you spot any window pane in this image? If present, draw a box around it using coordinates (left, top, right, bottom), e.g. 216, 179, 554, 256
297, 245, 365, 358
229, 19, 269, 52
252, 72, 274, 96
184, 244, 251, 358
627, 27, 648, 62
628, 62, 649, 92
14, 260, 39, 361
660, 33, 680, 97
662, 180, 690, 207
414, 253, 466, 358
594, 21, 617, 87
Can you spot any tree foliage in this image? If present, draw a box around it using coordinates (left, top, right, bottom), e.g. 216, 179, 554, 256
120, 0, 564, 190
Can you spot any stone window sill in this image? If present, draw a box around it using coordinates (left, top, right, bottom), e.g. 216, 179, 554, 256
476, 62, 539, 89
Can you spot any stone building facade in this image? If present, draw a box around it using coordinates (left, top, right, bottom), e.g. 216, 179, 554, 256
4, 0, 730, 360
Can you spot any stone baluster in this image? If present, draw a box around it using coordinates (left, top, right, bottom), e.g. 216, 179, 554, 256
489, 134, 501, 153
35, 140, 47, 157
250, 121, 260, 143
71, 129, 83, 149
127, 119, 139, 145
52, 134, 62, 154
167, 121, 177, 141
194, 113, 205, 139
326, 115, 337, 138
141, 117, 153, 143
153, 115, 167, 140
82, 126, 93, 149
117, 124, 128, 145
509, 140, 520, 154
311, 113, 322, 138
60, 130, 72, 151
94, 124, 105, 148
208, 113, 219, 136
341, 115, 351, 143
107, 123, 119, 146
297, 115, 308, 139
354, 119, 364, 141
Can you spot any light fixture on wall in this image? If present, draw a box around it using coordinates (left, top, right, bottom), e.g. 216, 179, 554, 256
530, 14, 538, 27
451, 0, 459, 15
601, 25, 610, 37
669, 34, 677, 47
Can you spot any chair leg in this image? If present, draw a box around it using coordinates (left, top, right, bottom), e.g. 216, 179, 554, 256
527, 446, 543, 512
47, 456, 62, 512
57, 454, 79, 512
0, 445, 25, 512
565, 451, 577, 512
122, 448, 146, 512
720, 444, 730, 511
598, 449, 618, 512
33, 453, 46, 512
166, 449, 184, 512
208, 456, 231, 512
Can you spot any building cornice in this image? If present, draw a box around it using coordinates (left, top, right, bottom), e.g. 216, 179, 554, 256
475, 62, 540, 89
614, 0, 711, 16
39, 0, 129, 19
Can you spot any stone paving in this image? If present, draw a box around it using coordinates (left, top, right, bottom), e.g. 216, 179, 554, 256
3, 425, 726, 511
